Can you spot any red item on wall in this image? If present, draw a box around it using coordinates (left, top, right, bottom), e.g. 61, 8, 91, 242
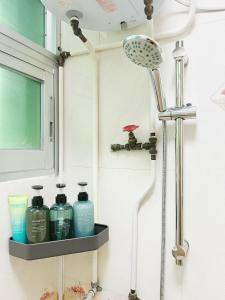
96, 0, 117, 12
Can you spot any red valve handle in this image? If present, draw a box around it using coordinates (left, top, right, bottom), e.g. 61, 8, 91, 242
122, 124, 139, 132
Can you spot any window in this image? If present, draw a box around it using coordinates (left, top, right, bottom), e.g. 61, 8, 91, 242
0, 66, 41, 150
0, 0, 45, 47
0, 0, 58, 181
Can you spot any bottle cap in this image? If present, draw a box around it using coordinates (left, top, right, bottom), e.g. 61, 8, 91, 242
32, 185, 44, 207
78, 182, 88, 201
56, 183, 67, 204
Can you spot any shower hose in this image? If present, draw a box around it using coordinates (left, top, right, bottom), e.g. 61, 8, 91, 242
160, 120, 167, 300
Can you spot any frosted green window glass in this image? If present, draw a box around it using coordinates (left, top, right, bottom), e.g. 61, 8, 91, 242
0, 0, 45, 46
0, 65, 41, 149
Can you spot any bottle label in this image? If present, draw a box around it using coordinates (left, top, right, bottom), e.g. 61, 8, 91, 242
28, 218, 48, 243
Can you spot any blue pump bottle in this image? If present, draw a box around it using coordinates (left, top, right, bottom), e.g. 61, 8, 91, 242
73, 182, 94, 238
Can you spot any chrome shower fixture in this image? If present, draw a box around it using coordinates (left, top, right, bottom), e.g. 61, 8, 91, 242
123, 35, 166, 112
123, 35, 163, 69
123, 36, 197, 269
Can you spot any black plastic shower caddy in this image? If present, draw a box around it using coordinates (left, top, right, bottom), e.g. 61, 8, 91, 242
9, 224, 109, 260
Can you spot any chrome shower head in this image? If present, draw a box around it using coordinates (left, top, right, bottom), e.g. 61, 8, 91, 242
123, 35, 163, 70
123, 34, 166, 112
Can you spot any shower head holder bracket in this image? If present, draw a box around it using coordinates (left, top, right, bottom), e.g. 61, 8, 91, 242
158, 104, 197, 121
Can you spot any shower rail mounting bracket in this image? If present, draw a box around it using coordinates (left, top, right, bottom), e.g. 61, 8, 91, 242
172, 240, 189, 261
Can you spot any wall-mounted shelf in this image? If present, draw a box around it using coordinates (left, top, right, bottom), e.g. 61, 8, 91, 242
9, 224, 109, 260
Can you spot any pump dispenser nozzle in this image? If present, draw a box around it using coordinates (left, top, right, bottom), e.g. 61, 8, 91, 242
78, 182, 88, 201
32, 185, 44, 207
56, 183, 67, 204
32, 185, 43, 195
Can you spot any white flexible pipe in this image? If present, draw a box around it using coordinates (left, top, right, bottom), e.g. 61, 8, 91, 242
58, 256, 64, 300
175, 0, 225, 12
155, 0, 196, 40
58, 66, 64, 183
58, 66, 65, 300
130, 20, 156, 293
130, 162, 156, 292
89, 42, 99, 286
70, 42, 122, 57
71, 39, 99, 295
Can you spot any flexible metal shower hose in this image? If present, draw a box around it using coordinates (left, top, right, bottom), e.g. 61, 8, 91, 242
160, 120, 167, 300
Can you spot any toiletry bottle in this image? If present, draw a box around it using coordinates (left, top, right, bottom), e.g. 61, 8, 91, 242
26, 185, 50, 244
50, 184, 73, 241
73, 182, 94, 238
8, 195, 28, 243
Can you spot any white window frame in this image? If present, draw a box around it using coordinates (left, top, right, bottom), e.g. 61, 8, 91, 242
0, 23, 59, 181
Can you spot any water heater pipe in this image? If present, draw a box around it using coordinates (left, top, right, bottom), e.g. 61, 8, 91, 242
129, 20, 157, 298
58, 66, 64, 183
58, 66, 65, 300
70, 39, 100, 299
130, 162, 156, 294
155, 0, 196, 40
175, 0, 225, 12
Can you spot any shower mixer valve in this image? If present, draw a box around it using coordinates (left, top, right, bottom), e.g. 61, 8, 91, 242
111, 124, 157, 160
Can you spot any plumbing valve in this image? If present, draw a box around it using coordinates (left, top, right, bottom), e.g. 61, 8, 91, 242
123, 125, 142, 150
111, 125, 157, 160
128, 290, 140, 300
143, 132, 157, 160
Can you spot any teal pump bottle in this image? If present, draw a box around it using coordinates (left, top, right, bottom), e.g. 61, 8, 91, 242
73, 182, 94, 238
26, 186, 50, 244
50, 184, 73, 241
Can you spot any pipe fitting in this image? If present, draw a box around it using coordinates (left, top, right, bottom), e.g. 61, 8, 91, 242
128, 290, 140, 300
70, 16, 87, 43
142, 133, 157, 159
149, 132, 157, 160
57, 48, 71, 67
172, 240, 189, 266
83, 282, 102, 300
111, 127, 157, 160
144, 0, 154, 20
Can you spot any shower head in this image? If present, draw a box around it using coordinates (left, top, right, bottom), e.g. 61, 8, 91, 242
123, 34, 166, 112
123, 35, 163, 70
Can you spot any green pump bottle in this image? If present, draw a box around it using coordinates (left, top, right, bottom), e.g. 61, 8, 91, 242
50, 184, 74, 241
26, 185, 50, 244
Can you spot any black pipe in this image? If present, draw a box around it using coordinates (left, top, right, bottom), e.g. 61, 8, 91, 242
70, 17, 87, 43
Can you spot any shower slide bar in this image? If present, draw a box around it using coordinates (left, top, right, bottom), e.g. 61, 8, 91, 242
160, 41, 196, 265
173, 41, 189, 266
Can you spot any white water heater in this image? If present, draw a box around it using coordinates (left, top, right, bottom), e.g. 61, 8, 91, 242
41, 0, 164, 32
